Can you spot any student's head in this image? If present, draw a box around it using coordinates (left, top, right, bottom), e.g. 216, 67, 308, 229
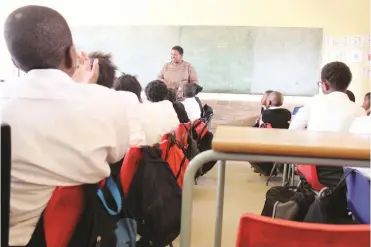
114, 73, 142, 102
88, 52, 117, 88
363, 92, 370, 110
4, 5, 76, 76
183, 83, 198, 98
346, 90, 356, 102
261, 90, 274, 106
267, 91, 284, 107
171, 46, 184, 63
167, 88, 177, 103
319, 62, 352, 94
145, 80, 169, 102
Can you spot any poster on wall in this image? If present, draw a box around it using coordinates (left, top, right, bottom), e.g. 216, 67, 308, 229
346, 36, 363, 47
363, 66, 371, 79
347, 50, 363, 63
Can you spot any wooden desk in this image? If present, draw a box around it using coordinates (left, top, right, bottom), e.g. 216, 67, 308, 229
180, 126, 371, 247
212, 126, 370, 160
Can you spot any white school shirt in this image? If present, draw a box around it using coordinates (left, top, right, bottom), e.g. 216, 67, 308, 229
349, 116, 371, 134
0, 69, 145, 246
182, 97, 201, 122
139, 100, 180, 145
289, 92, 366, 132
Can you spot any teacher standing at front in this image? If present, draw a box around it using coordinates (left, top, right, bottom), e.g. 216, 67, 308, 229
158, 46, 199, 97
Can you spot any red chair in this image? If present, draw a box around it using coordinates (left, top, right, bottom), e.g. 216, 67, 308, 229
296, 164, 325, 191
236, 213, 370, 247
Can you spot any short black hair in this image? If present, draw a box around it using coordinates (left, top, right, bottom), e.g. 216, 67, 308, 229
365, 92, 370, 99
346, 90, 356, 102
321, 62, 352, 91
145, 80, 169, 102
89, 52, 118, 88
172, 46, 184, 56
167, 88, 177, 103
183, 83, 198, 98
114, 73, 142, 102
4, 5, 73, 72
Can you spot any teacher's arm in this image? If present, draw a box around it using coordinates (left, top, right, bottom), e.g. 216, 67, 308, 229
188, 64, 199, 84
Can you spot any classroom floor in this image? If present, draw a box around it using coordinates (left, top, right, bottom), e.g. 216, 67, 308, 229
173, 161, 281, 247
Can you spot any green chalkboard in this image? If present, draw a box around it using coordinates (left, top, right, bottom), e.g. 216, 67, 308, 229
72, 26, 322, 96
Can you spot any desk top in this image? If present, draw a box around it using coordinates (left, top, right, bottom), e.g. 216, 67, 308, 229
212, 126, 371, 160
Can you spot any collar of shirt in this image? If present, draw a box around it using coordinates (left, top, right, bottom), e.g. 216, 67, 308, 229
25, 69, 74, 84
267, 106, 282, 110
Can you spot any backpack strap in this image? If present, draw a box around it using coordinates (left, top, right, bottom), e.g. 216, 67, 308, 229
97, 177, 122, 216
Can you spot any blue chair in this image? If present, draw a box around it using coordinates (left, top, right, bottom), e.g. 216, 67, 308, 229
344, 168, 370, 224
292, 106, 303, 116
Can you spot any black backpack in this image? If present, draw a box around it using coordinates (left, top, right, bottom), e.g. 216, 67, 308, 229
127, 145, 182, 247
261, 183, 315, 221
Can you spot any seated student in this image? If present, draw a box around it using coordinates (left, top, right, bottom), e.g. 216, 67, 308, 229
261, 91, 291, 129
253, 90, 274, 127
182, 83, 202, 122
114, 73, 143, 102
290, 61, 366, 188
167, 88, 190, 123
144, 80, 180, 144
362, 92, 370, 116
88, 52, 118, 88
1, 6, 144, 246
346, 89, 356, 102
349, 115, 371, 134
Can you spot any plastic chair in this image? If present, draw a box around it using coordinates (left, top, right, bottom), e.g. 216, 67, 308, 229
344, 168, 370, 224
260, 123, 283, 186
236, 213, 371, 247
296, 164, 325, 191
1, 124, 11, 247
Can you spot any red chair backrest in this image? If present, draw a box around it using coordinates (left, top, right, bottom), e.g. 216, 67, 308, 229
236, 213, 370, 247
43, 186, 84, 247
296, 164, 325, 191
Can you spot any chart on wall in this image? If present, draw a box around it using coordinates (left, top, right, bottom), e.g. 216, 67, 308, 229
322, 34, 371, 80
72, 26, 322, 96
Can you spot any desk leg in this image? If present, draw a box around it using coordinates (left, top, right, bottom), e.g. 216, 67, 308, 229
282, 163, 288, 186
180, 150, 218, 247
214, 160, 226, 247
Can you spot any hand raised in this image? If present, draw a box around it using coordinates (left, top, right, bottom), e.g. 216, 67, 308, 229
72, 52, 99, 84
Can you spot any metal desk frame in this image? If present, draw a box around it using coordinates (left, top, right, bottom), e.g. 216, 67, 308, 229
179, 150, 370, 247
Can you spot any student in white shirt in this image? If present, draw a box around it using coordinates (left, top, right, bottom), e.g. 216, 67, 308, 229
349, 116, 371, 134
1, 6, 144, 246
182, 83, 202, 122
289, 61, 366, 188
143, 80, 180, 144
290, 62, 366, 132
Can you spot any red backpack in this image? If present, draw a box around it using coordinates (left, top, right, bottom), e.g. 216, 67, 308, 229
120, 132, 189, 198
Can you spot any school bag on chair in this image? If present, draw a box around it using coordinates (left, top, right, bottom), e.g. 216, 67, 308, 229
304, 169, 356, 224
126, 145, 182, 247
23, 177, 136, 247
175, 122, 199, 161
120, 132, 189, 196
192, 119, 217, 178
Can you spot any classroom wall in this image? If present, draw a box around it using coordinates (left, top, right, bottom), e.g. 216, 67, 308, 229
1, 0, 370, 127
